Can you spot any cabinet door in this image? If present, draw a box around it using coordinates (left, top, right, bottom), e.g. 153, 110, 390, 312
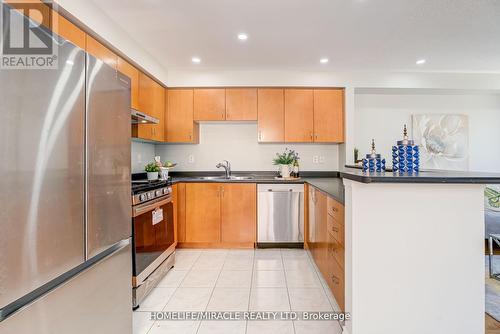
166, 89, 198, 143
85, 35, 117, 69
284, 89, 314, 142
257, 88, 284, 142
225, 88, 257, 121
137, 73, 165, 141
314, 189, 328, 277
185, 183, 221, 243
52, 11, 86, 50
117, 58, 139, 110
313, 89, 344, 142
221, 184, 256, 245
194, 88, 226, 121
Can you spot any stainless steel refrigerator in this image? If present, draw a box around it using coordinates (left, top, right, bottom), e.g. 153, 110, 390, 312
0, 10, 132, 334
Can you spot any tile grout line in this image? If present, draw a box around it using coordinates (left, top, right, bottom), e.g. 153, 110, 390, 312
145, 250, 202, 334
244, 249, 255, 334
195, 249, 228, 334
305, 249, 343, 331
281, 249, 297, 334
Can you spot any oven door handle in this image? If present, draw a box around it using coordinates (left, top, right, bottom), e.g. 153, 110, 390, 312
133, 196, 172, 217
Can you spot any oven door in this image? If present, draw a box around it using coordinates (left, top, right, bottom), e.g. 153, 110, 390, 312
132, 196, 174, 285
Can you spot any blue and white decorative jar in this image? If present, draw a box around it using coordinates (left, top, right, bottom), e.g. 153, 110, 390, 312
392, 125, 419, 173
362, 139, 386, 173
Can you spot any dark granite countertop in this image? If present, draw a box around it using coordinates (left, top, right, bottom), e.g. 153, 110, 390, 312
167, 171, 345, 203
340, 167, 500, 184
302, 177, 344, 203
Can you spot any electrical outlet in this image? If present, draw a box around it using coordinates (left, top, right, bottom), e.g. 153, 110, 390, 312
319, 156, 325, 164
188, 154, 195, 163
313, 156, 319, 164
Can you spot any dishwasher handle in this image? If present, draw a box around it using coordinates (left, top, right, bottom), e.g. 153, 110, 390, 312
267, 189, 294, 192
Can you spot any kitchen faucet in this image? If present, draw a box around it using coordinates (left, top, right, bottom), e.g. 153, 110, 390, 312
216, 160, 231, 179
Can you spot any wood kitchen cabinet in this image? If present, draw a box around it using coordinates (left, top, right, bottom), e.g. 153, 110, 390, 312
86, 35, 117, 69
308, 185, 345, 311
313, 89, 344, 142
257, 88, 284, 142
117, 57, 139, 110
52, 11, 86, 50
166, 89, 199, 143
225, 88, 257, 121
181, 183, 256, 248
185, 183, 221, 243
284, 89, 314, 142
136, 73, 165, 141
221, 183, 256, 246
194, 88, 226, 121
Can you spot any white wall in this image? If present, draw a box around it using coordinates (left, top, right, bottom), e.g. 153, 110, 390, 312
131, 141, 155, 173
353, 92, 500, 172
155, 123, 339, 171
55, 0, 169, 85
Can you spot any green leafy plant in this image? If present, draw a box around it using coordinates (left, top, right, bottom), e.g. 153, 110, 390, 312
145, 162, 160, 173
485, 186, 500, 209
273, 148, 299, 165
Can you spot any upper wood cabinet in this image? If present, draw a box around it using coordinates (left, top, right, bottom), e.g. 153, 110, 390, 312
221, 183, 256, 245
7, 1, 52, 28
194, 89, 226, 121
313, 89, 344, 142
185, 183, 222, 243
52, 11, 86, 50
257, 88, 284, 142
85, 35, 117, 69
117, 58, 139, 110
284, 89, 314, 142
166, 89, 199, 143
137, 73, 165, 141
225, 88, 257, 121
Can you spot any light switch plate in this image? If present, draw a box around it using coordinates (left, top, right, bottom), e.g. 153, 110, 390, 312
188, 154, 195, 163
313, 156, 319, 164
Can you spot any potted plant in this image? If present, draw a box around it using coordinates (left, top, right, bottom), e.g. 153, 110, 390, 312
272, 148, 297, 178
145, 162, 160, 181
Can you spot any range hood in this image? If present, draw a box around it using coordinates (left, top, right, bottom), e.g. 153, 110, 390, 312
131, 109, 159, 124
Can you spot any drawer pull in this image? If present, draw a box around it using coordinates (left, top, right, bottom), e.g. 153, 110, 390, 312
332, 227, 339, 233
331, 275, 340, 284
332, 207, 338, 212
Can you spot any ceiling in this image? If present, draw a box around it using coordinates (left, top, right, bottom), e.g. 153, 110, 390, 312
91, 0, 500, 73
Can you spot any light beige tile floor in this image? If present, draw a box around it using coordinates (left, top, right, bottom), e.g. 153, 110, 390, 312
133, 248, 343, 334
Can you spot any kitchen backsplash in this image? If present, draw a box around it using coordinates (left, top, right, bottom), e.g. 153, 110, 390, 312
154, 123, 340, 171
131, 140, 155, 173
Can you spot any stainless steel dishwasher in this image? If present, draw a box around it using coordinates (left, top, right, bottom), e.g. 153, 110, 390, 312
257, 184, 304, 247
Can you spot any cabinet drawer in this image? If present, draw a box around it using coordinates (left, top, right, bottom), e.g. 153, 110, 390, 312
327, 196, 344, 222
327, 214, 344, 245
327, 231, 344, 269
327, 255, 345, 311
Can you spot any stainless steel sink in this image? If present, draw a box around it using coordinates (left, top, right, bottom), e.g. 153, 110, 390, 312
229, 176, 254, 180
193, 175, 255, 180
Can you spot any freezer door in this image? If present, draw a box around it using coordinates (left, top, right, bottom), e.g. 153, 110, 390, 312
86, 55, 132, 259
0, 242, 132, 334
0, 37, 86, 307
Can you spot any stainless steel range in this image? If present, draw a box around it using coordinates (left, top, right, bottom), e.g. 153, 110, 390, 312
131, 178, 175, 309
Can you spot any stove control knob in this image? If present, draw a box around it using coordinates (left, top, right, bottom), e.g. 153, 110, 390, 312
156, 190, 162, 197
139, 194, 147, 201
147, 192, 153, 199
163, 188, 169, 195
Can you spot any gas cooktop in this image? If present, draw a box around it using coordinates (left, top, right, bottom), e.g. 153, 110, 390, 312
131, 179, 171, 195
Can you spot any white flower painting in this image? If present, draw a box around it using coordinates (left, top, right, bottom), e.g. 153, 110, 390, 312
412, 114, 469, 171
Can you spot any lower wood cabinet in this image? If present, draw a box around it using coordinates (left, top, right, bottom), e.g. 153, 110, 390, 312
308, 185, 345, 311
185, 183, 221, 243
180, 183, 256, 248
221, 183, 256, 245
